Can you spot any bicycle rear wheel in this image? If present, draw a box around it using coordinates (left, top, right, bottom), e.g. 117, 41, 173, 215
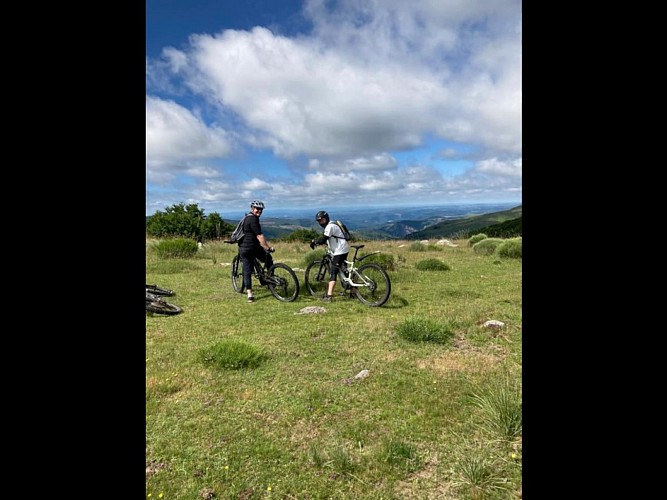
146, 298, 183, 315
231, 254, 245, 293
146, 284, 175, 296
267, 263, 300, 302
304, 259, 330, 297
352, 263, 391, 307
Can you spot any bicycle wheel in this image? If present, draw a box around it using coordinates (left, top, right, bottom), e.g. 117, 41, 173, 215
146, 298, 183, 315
351, 263, 391, 307
146, 284, 175, 297
267, 263, 300, 302
304, 259, 331, 297
231, 254, 245, 293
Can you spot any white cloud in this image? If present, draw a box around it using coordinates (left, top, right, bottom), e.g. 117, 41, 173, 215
146, 0, 521, 213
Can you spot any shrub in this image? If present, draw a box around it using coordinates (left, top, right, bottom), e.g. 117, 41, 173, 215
468, 233, 488, 246
282, 228, 321, 243
415, 258, 450, 271
198, 340, 267, 370
495, 237, 522, 259
472, 238, 503, 256
151, 238, 199, 258
361, 251, 397, 271
409, 241, 428, 251
302, 249, 328, 268
396, 317, 456, 344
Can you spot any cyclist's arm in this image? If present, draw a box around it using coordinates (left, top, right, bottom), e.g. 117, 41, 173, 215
257, 234, 273, 252
312, 235, 328, 246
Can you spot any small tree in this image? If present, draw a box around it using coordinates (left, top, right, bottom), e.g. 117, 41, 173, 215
146, 203, 233, 241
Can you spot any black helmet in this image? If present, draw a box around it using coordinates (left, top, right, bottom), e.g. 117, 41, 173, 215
315, 210, 329, 221
250, 200, 265, 209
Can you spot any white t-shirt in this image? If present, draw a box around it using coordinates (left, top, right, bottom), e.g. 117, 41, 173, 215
324, 222, 350, 255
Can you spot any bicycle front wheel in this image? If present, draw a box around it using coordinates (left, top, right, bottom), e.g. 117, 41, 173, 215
146, 299, 183, 315
267, 263, 300, 302
231, 254, 245, 293
352, 263, 391, 307
304, 259, 331, 297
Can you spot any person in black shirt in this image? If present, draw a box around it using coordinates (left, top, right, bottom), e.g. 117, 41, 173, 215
238, 200, 274, 303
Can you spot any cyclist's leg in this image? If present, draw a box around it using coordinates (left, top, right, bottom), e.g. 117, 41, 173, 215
327, 253, 348, 297
239, 248, 255, 300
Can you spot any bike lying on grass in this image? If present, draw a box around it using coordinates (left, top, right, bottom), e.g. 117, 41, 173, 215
225, 243, 300, 302
305, 244, 391, 307
146, 284, 183, 315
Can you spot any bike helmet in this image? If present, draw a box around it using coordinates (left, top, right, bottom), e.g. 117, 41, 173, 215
250, 200, 265, 209
315, 210, 329, 221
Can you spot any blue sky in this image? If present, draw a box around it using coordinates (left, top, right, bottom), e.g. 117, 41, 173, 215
146, 0, 522, 216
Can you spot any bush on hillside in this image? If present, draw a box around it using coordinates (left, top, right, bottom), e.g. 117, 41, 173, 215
472, 238, 503, 256
415, 258, 450, 271
495, 237, 522, 259
151, 238, 199, 258
281, 228, 321, 243
468, 233, 488, 246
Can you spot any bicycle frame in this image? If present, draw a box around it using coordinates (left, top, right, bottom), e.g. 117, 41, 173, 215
230, 247, 300, 302
327, 245, 380, 289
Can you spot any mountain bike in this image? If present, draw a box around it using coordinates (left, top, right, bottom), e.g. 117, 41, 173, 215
146, 284, 183, 315
304, 244, 391, 307
227, 244, 300, 302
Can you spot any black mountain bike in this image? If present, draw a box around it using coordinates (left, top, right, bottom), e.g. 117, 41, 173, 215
305, 244, 391, 307
227, 245, 300, 302
146, 284, 183, 315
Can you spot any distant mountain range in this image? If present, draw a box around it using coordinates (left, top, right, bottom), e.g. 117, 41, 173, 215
230, 202, 522, 240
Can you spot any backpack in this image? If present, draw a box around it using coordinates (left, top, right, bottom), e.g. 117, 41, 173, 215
229, 215, 249, 243
333, 219, 351, 241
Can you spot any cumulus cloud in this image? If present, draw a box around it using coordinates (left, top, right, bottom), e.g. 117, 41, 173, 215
146, 0, 521, 213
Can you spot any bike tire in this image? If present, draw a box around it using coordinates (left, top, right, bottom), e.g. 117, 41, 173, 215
146, 284, 175, 297
304, 259, 331, 298
231, 254, 246, 293
352, 263, 391, 307
267, 263, 300, 302
146, 299, 183, 315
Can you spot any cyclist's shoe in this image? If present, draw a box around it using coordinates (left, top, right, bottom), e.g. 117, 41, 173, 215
321, 295, 333, 303
247, 295, 255, 303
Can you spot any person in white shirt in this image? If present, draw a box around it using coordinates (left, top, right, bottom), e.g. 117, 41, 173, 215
309, 210, 350, 302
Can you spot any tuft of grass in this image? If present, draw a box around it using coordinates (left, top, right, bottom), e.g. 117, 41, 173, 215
381, 439, 420, 472
330, 445, 357, 475
468, 374, 522, 440
415, 258, 450, 271
197, 339, 267, 370
396, 316, 456, 344
308, 444, 327, 468
454, 453, 510, 499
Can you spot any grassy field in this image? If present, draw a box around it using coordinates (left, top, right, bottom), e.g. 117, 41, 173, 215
146, 238, 522, 499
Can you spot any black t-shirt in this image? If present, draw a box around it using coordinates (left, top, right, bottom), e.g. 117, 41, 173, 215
239, 213, 263, 250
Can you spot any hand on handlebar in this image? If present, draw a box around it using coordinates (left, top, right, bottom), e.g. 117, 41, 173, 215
309, 240, 316, 250
268, 246, 275, 253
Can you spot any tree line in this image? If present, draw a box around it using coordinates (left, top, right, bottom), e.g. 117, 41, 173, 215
146, 203, 320, 243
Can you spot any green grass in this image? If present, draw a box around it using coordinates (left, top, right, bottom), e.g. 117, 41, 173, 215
147, 238, 522, 499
